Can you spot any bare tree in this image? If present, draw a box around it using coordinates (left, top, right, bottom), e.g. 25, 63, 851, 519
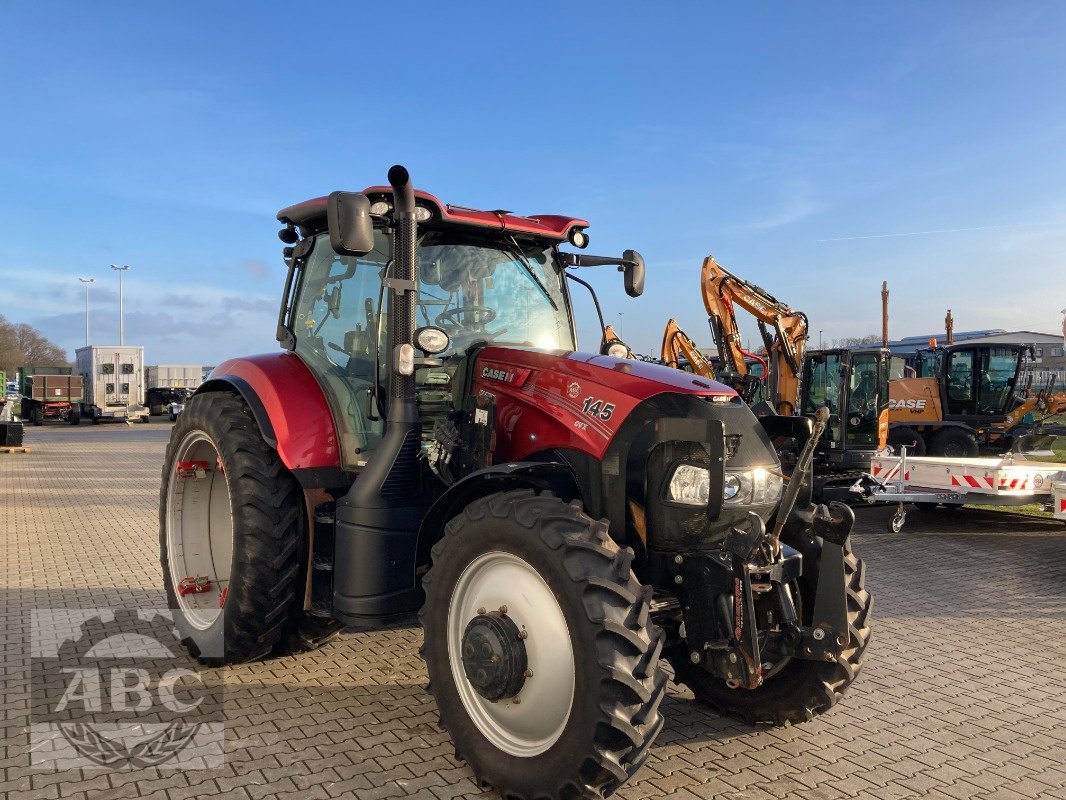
831, 334, 883, 348
0, 315, 70, 375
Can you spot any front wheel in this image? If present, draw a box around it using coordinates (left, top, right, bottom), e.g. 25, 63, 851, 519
420, 491, 666, 799
666, 539, 872, 726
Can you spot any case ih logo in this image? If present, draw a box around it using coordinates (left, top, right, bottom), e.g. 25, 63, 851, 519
567, 381, 581, 399
889, 399, 927, 411
481, 367, 516, 383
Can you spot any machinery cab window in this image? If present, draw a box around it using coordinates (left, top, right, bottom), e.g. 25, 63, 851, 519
945, 347, 1018, 416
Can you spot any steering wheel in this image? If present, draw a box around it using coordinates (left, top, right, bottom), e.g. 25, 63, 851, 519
435, 305, 497, 331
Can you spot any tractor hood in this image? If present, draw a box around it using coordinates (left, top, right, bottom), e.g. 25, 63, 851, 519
473, 347, 739, 461
477, 346, 736, 400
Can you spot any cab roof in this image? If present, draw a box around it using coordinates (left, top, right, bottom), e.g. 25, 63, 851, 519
277, 186, 588, 241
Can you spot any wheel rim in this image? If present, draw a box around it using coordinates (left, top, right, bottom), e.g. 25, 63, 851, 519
447, 551, 576, 757
165, 431, 234, 631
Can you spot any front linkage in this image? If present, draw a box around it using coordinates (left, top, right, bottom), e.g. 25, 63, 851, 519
658, 503, 853, 690
658, 407, 857, 690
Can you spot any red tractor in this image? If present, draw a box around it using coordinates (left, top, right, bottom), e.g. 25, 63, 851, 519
160, 166, 871, 799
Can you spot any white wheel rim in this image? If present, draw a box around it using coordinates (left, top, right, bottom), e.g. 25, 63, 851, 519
447, 551, 576, 757
165, 431, 234, 631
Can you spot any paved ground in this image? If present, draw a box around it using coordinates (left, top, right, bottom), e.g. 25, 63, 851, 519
2, 422, 1065, 800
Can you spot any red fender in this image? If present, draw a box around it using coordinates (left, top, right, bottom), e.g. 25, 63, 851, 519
201, 353, 341, 474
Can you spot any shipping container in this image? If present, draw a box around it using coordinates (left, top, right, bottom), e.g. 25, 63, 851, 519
75, 345, 149, 423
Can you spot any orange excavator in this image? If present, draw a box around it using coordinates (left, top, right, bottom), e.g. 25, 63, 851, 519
660, 256, 807, 413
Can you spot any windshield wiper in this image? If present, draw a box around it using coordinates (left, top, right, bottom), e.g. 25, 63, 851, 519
506, 235, 558, 311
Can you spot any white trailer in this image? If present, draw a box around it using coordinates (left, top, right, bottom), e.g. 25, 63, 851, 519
146, 364, 202, 389
145, 364, 202, 416
858, 449, 1066, 531
1054, 480, 1066, 522
75, 345, 150, 423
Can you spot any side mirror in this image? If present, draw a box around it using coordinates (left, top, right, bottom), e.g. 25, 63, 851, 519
622, 249, 645, 297
327, 191, 374, 257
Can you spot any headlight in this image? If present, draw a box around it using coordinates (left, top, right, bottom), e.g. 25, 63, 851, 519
724, 466, 784, 506
606, 342, 629, 359
667, 465, 710, 506
667, 464, 783, 507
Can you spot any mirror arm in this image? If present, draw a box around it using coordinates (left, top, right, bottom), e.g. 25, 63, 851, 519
561, 253, 636, 268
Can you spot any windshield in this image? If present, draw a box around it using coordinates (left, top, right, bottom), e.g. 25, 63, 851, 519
417, 232, 574, 353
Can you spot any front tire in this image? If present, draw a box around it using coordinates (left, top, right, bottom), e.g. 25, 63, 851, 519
421, 490, 666, 799
159, 391, 340, 664
666, 539, 872, 726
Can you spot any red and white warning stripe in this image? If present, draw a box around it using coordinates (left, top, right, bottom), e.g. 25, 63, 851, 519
871, 463, 909, 482
949, 474, 995, 489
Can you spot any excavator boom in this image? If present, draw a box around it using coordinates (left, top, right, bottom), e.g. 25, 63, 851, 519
699, 256, 809, 413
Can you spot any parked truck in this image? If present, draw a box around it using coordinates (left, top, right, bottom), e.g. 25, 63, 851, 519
145, 364, 201, 416
15, 365, 91, 425
75, 345, 149, 423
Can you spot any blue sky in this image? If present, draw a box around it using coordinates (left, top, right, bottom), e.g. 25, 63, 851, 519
2, 2, 1065, 365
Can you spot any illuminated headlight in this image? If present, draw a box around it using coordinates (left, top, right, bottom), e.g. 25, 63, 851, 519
370, 200, 392, 215
667, 465, 710, 506
724, 467, 784, 506
668, 464, 784, 507
414, 205, 433, 222
607, 342, 629, 359
568, 228, 589, 248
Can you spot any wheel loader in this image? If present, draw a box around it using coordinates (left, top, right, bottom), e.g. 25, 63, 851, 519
159, 166, 871, 799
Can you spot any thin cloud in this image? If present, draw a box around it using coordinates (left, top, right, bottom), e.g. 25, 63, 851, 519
242, 258, 271, 279
817, 221, 1048, 243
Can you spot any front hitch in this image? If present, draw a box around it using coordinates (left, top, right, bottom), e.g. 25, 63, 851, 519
665, 500, 855, 690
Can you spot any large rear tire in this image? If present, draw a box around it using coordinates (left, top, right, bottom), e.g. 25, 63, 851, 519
888, 426, 926, 456
666, 539, 871, 726
421, 490, 666, 800
159, 391, 341, 664
929, 427, 979, 458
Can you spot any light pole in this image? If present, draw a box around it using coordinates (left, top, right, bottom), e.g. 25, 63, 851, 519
819, 330, 824, 349
110, 264, 130, 345
617, 312, 624, 336
78, 277, 95, 345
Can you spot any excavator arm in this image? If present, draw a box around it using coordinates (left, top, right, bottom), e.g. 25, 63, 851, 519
660, 319, 715, 377
700, 256, 809, 414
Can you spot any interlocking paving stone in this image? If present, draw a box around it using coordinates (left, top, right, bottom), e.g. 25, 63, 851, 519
2, 423, 1065, 798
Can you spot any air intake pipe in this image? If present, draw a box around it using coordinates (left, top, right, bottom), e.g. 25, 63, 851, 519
387, 164, 417, 405
332, 165, 425, 624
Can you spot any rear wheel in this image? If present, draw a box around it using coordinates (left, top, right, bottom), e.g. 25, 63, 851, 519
888, 426, 925, 456
68, 407, 81, 425
929, 427, 979, 458
666, 540, 871, 726
159, 391, 341, 664
150, 402, 164, 416
29, 405, 43, 426
421, 490, 666, 800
